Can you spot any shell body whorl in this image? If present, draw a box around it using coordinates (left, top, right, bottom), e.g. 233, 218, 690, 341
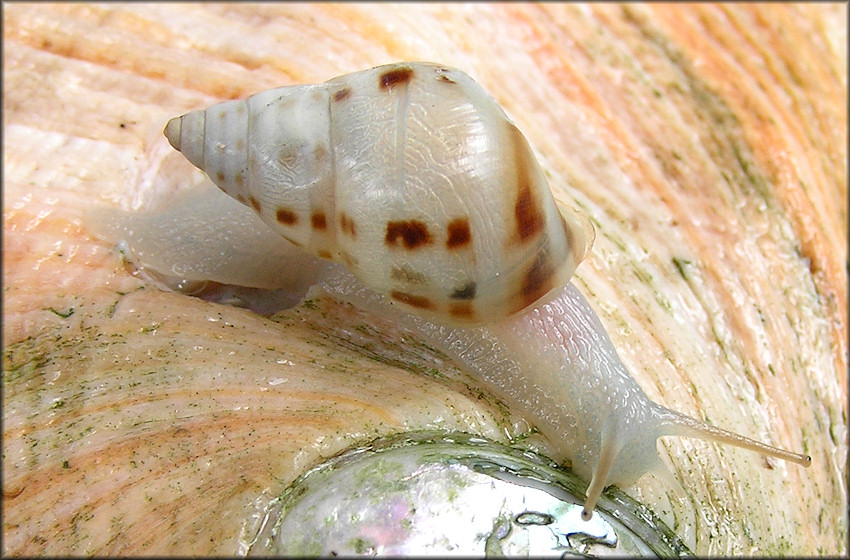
165, 62, 593, 324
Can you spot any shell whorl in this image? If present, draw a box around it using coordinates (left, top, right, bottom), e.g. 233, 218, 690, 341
165, 62, 593, 324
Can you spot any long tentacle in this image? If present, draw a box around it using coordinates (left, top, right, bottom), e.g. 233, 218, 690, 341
662, 408, 811, 466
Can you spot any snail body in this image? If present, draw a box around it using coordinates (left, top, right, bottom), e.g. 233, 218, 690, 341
319, 265, 810, 519
163, 62, 810, 520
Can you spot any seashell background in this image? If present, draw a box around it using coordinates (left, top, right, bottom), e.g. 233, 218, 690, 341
3, 3, 846, 556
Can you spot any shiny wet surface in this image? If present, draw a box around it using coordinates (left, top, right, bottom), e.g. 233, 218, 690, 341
248, 432, 692, 557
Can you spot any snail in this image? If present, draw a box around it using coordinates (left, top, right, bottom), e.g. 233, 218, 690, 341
162, 61, 811, 521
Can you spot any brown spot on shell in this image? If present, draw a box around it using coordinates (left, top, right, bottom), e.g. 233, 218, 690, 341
520, 251, 555, 308
333, 87, 352, 102
317, 250, 332, 260
235, 174, 244, 189
515, 187, 543, 241
236, 138, 245, 151
276, 206, 297, 225
249, 196, 262, 214
236, 194, 246, 204
339, 213, 357, 237
215, 171, 225, 183
509, 124, 545, 242
379, 66, 414, 90
446, 218, 472, 249
385, 220, 432, 250
450, 282, 476, 300
449, 302, 474, 319
390, 291, 434, 310
313, 144, 328, 162
311, 212, 327, 230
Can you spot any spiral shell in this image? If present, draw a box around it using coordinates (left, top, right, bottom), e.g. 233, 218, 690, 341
165, 62, 593, 324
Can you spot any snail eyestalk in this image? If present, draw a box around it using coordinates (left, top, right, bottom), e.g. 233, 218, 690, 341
663, 409, 812, 467
581, 425, 618, 521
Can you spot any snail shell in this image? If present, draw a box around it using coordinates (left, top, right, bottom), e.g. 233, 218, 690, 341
164, 62, 593, 325
163, 62, 810, 521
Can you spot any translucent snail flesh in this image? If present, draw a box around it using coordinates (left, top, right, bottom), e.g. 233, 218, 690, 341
163, 61, 811, 520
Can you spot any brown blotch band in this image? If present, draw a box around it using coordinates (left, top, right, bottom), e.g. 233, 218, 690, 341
449, 302, 474, 319
236, 194, 246, 204
515, 188, 543, 241
446, 218, 472, 249
385, 220, 432, 249
339, 213, 357, 237
390, 291, 435, 310
520, 251, 555, 308
249, 196, 262, 214
311, 212, 327, 230
379, 66, 414, 90
509, 124, 545, 242
450, 282, 476, 300
276, 206, 297, 225
333, 87, 352, 102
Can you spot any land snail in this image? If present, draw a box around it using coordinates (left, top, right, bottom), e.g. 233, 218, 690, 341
162, 61, 811, 523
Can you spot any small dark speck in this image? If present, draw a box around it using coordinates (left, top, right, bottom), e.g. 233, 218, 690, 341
672, 257, 692, 280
